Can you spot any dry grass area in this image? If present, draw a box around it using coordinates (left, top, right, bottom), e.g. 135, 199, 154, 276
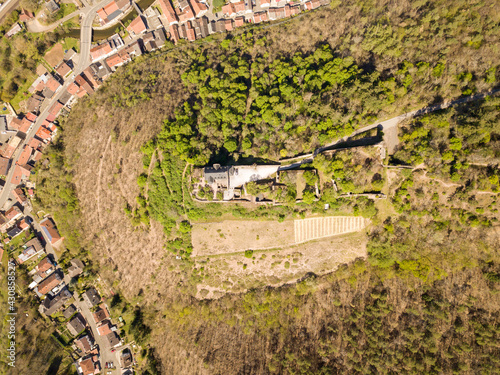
44, 43, 64, 67
195, 231, 367, 299
192, 220, 295, 255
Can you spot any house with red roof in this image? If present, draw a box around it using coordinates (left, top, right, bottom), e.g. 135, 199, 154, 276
17, 145, 33, 167
189, 0, 207, 17
26, 113, 37, 122
11, 165, 31, 185
169, 24, 180, 44
12, 188, 27, 206
40, 217, 63, 246
260, 0, 271, 7
234, 16, 244, 28
106, 50, 131, 71
67, 82, 79, 95
19, 9, 34, 22
56, 62, 72, 78
177, 4, 195, 24
35, 126, 52, 141
90, 42, 114, 62
225, 19, 233, 31
19, 117, 32, 133
126, 16, 147, 36
158, 0, 178, 25
185, 21, 196, 41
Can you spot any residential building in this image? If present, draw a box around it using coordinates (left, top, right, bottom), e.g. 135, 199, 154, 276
38, 288, 71, 315
107, 332, 121, 347
93, 304, 110, 324
68, 258, 84, 277
12, 188, 28, 206
90, 42, 114, 62
34, 256, 55, 279
63, 304, 76, 319
67, 314, 87, 336
0, 157, 10, 176
36, 272, 62, 295
97, 320, 112, 336
158, 0, 178, 25
11, 165, 31, 185
40, 217, 63, 245
190, 0, 208, 17
83, 288, 101, 307
75, 335, 93, 354
55, 62, 72, 78
127, 15, 147, 36
78, 357, 99, 375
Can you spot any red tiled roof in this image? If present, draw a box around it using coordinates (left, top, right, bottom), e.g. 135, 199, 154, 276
17, 145, 32, 166
26, 113, 37, 122
11, 165, 31, 185
234, 16, 244, 27
97, 321, 112, 335
97, 8, 108, 21
106, 51, 130, 69
45, 77, 61, 92
90, 43, 113, 61
233, 1, 245, 12
76, 88, 87, 98
49, 101, 63, 116
67, 82, 79, 95
169, 24, 180, 44
36, 127, 52, 140
56, 62, 72, 77
127, 16, 147, 35
79, 357, 95, 375
186, 22, 196, 41
82, 68, 99, 89
38, 273, 61, 294
158, 0, 178, 25
28, 138, 42, 149
19, 118, 32, 133
225, 19, 233, 31
40, 217, 62, 245
102, 1, 119, 15
9, 118, 22, 131
177, 5, 195, 23
189, 0, 207, 17
5, 206, 21, 220
221, 3, 234, 15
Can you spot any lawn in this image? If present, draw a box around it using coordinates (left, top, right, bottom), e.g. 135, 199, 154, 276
62, 37, 80, 53
10, 72, 37, 111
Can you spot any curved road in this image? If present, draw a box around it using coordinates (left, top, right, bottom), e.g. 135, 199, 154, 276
0, 0, 20, 23
26, 9, 83, 33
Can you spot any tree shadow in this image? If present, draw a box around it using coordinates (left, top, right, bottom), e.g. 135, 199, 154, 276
45, 355, 63, 375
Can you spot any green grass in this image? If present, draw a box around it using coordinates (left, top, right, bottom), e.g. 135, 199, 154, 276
61, 37, 79, 53
0, 104, 9, 115
10, 71, 37, 111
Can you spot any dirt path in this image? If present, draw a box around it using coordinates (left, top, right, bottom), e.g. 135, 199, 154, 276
144, 149, 156, 199
181, 163, 190, 217
26, 10, 81, 33
96, 135, 112, 228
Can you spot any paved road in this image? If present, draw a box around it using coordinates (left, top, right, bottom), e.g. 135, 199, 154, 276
0, 0, 20, 24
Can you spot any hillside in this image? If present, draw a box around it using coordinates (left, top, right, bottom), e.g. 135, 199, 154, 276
30, 0, 500, 373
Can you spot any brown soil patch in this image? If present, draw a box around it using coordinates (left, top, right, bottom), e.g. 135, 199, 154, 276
44, 43, 64, 67
195, 231, 368, 299
191, 220, 295, 256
